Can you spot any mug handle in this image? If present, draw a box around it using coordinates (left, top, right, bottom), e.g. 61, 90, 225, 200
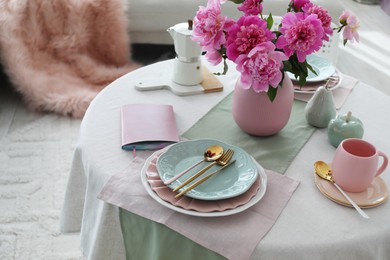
376, 151, 388, 177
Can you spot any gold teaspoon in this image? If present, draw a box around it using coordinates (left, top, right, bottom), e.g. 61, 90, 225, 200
314, 161, 369, 219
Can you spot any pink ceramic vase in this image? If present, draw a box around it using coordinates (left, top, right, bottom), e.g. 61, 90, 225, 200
232, 73, 294, 136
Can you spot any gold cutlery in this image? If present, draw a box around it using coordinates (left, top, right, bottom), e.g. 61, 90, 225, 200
175, 159, 236, 198
163, 145, 224, 185
173, 149, 234, 192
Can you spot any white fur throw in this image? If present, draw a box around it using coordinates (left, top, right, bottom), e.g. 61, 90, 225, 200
0, 0, 139, 118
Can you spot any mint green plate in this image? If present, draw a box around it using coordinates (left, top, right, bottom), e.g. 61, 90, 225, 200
156, 139, 258, 200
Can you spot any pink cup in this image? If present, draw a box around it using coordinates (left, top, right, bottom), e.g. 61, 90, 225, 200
332, 138, 388, 193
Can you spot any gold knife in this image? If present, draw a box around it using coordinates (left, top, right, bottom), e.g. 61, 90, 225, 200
175, 160, 236, 198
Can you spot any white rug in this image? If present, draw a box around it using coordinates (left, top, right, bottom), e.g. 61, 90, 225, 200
0, 85, 85, 259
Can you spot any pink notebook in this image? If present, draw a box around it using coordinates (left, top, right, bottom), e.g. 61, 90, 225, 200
121, 104, 180, 151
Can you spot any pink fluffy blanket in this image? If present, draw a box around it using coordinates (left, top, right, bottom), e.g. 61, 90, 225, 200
0, 0, 139, 118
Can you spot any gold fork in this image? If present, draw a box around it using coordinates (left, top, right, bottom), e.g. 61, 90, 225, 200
174, 149, 235, 198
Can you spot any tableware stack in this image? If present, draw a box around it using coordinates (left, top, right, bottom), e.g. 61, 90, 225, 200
313, 138, 389, 210
314, 170, 388, 208
140, 139, 267, 217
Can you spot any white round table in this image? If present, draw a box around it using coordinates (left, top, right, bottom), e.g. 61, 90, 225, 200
60, 58, 390, 260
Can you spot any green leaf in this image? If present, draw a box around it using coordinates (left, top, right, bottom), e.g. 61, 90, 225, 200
283, 60, 293, 73
266, 14, 274, 30
267, 86, 278, 102
281, 71, 285, 83
282, 54, 312, 87
228, 0, 245, 4
298, 75, 306, 86
306, 62, 317, 76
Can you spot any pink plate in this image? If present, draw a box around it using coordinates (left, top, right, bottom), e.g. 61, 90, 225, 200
314, 173, 388, 208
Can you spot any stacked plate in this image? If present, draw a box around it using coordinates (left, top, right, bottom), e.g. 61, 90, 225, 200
289, 55, 343, 94
314, 172, 388, 208
140, 139, 267, 217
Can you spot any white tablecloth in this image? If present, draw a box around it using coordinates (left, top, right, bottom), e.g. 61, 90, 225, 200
60, 58, 390, 260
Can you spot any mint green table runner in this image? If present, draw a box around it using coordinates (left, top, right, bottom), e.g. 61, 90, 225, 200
183, 93, 316, 174
120, 209, 223, 260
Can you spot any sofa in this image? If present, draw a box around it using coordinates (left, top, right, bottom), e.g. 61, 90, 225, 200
126, 0, 344, 45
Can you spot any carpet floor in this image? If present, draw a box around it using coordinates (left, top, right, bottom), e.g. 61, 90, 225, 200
0, 44, 174, 259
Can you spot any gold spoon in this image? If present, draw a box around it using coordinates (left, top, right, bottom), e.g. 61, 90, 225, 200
163, 145, 224, 185
314, 161, 369, 219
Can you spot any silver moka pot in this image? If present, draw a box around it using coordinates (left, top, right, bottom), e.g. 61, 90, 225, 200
167, 20, 203, 86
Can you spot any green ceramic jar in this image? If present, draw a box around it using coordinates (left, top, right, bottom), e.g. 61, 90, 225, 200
327, 112, 364, 147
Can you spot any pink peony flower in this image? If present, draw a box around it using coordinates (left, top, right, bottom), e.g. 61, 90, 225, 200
204, 48, 223, 65
235, 42, 288, 92
238, 0, 263, 16
275, 12, 324, 62
192, 0, 234, 63
303, 3, 333, 41
226, 15, 275, 62
339, 10, 360, 43
290, 0, 310, 10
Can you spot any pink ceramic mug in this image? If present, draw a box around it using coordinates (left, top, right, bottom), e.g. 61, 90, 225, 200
332, 138, 388, 193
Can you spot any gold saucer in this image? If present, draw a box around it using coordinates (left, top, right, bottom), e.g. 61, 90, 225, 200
314, 174, 388, 208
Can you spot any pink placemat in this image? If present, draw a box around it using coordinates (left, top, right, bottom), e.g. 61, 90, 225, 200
294, 73, 358, 109
98, 152, 300, 260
